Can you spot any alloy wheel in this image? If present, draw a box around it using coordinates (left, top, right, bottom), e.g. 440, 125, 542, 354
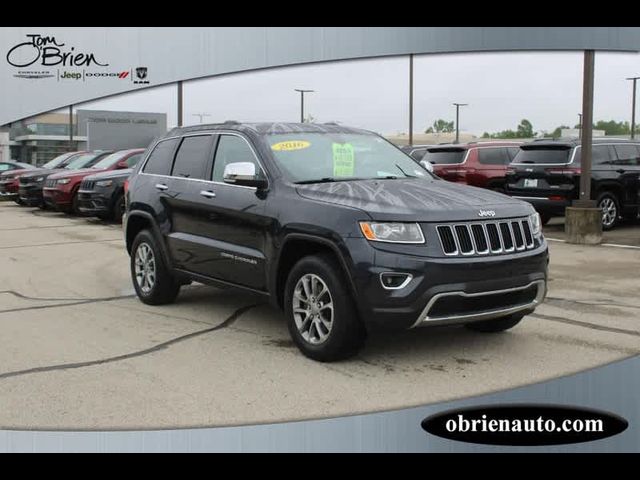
134, 242, 156, 294
599, 197, 617, 228
292, 273, 334, 345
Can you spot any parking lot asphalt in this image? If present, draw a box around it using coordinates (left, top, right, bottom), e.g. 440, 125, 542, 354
0, 202, 639, 430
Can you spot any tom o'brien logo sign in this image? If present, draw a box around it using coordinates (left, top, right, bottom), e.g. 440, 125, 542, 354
6, 33, 150, 84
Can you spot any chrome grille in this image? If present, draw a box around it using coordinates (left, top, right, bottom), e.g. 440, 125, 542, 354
81, 179, 95, 190
45, 178, 56, 188
437, 218, 536, 256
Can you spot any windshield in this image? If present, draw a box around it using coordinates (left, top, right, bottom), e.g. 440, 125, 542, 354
512, 147, 572, 165
42, 152, 75, 169
65, 152, 107, 170
90, 151, 131, 170
265, 133, 431, 183
423, 149, 467, 164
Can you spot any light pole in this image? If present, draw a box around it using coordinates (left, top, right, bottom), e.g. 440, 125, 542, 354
578, 113, 582, 139
453, 103, 468, 144
192, 113, 211, 124
626, 77, 640, 139
294, 89, 314, 123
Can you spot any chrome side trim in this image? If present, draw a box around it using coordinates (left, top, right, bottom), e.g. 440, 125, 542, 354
411, 280, 546, 328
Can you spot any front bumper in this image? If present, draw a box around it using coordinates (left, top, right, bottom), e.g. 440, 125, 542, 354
346, 237, 549, 331
0, 181, 18, 197
43, 187, 72, 209
19, 184, 44, 206
77, 190, 110, 215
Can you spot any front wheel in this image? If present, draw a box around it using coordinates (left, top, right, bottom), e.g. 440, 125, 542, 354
112, 194, 125, 223
464, 313, 525, 333
130, 229, 180, 305
284, 254, 366, 362
597, 191, 620, 231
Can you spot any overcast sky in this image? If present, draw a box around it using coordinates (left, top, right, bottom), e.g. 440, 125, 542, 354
76, 51, 640, 136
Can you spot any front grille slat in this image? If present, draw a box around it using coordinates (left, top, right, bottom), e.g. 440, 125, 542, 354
436, 217, 537, 257
81, 180, 95, 190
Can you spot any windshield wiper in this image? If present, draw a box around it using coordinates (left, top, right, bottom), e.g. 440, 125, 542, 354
395, 164, 416, 178
294, 177, 371, 184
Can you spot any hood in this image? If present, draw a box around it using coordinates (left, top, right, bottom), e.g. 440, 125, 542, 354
84, 168, 132, 182
0, 168, 32, 179
48, 168, 105, 180
295, 178, 532, 222
19, 168, 65, 180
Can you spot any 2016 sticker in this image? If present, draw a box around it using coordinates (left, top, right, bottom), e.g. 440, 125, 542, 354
271, 140, 311, 151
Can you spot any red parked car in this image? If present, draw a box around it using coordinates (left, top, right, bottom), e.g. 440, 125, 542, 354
421, 142, 522, 191
43, 149, 144, 213
0, 161, 36, 203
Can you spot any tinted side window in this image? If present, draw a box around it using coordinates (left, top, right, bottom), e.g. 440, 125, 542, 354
478, 148, 509, 165
614, 144, 640, 166
142, 139, 179, 176
126, 153, 143, 167
171, 135, 213, 180
591, 145, 615, 165
212, 135, 263, 182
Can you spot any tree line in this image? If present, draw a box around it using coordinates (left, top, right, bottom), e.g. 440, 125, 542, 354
425, 118, 640, 139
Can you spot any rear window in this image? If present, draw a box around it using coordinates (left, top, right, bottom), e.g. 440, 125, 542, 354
143, 139, 179, 176
512, 147, 572, 165
423, 149, 467, 164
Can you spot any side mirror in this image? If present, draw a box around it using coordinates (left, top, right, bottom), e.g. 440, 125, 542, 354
223, 162, 267, 189
420, 160, 434, 173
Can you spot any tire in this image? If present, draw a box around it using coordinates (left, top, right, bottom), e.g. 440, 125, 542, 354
464, 313, 525, 333
539, 213, 552, 226
130, 229, 180, 305
13, 197, 23, 205
112, 194, 125, 223
597, 191, 620, 231
70, 190, 81, 215
284, 254, 366, 362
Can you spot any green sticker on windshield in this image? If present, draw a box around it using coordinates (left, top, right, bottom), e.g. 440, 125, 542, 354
332, 143, 355, 177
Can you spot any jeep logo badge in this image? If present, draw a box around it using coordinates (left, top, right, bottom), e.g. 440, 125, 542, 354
478, 210, 496, 217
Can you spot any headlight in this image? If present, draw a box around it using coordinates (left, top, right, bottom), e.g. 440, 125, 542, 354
359, 222, 425, 244
529, 212, 542, 236
57, 178, 70, 185
96, 180, 113, 187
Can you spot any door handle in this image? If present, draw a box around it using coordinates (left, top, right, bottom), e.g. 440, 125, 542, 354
155, 183, 168, 191
200, 190, 216, 199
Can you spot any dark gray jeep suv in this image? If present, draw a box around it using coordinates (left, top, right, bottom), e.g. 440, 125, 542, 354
124, 122, 548, 361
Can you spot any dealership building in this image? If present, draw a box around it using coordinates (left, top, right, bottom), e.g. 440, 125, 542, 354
5, 110, 167, 166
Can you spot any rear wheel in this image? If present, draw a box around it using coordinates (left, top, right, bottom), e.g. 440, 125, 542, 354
71, 191, 81, 215
464, 313, 525, 333
284, 254, 366, 362
597, 191, 620, 230
130, 229, 180, 305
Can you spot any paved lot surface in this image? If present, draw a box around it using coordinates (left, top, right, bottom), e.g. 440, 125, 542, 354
0, 202, 639, 430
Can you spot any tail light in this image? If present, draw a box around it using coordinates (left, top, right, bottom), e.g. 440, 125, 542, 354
549, 195, 566, 202
545, 167, 581, 176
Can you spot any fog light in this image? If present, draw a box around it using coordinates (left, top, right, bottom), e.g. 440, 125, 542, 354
380, 272, 413, 290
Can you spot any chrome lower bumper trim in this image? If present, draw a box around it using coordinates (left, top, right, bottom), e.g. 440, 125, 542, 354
411, 280, 546, 328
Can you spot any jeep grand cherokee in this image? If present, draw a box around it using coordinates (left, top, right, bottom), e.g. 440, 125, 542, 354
124, 122, 548, 361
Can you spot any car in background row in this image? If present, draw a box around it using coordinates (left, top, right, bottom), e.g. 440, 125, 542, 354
43, 150, 141, 213
421, 142, 521, 191
398, 145, 434, 173
505, 138, 640, 230
18, 151, 87, 207
77, 150, 145, 222
0, 161, 36, 203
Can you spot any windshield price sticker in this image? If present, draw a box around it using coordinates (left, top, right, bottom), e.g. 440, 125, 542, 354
271, 140, 311, 151
332, 143, 355, 177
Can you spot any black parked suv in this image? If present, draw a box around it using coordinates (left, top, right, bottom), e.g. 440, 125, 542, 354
77, 168, 134, 222
125, 122, 548, 361
505, 138, 640, 229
